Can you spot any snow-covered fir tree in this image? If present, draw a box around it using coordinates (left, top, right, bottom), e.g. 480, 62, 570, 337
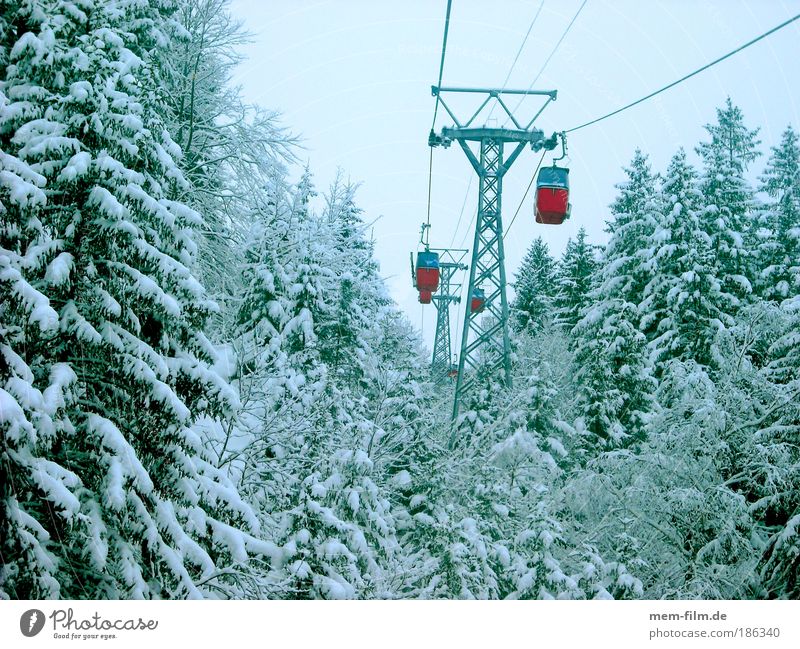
641, 149, 736, 370
605, 149, 661, 308
571, 150, 658, 450
511, 237, 556, 333
756, 125, 800, 302
1, 0, 278, 599
3, 2, 799, 604
553, 227, 597, 333
696, 97, 760, 310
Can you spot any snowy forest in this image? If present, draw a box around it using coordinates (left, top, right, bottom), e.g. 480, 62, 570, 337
1, 0, 799, 600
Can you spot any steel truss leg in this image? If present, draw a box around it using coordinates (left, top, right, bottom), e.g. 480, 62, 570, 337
451, 138, 513, 426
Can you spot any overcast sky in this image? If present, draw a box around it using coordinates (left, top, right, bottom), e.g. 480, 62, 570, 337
229, 0, 800, 351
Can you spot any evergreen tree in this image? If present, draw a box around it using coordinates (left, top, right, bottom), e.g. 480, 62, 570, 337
553, 227, 597, 333
606, 149, 661, 308
696, 98, 761, 308
1, 0, 275, 599
571, 151, 658, 449
236, 172, 293, 345
641, 150, 735, 370
223, 169, 330, 514
317, 176, 390, 383
511, 237, 556, 332
573, 302, 653, 450
756, 126, 800, 302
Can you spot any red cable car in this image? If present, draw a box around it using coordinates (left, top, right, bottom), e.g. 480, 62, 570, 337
415, 250, 440, 292
470, 287, 485, 314
418, 289, 432, 304
535, 165, 570, 225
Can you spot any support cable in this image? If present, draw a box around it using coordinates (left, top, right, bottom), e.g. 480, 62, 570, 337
505, 0, 588, 125
452, 1, 543, 248
458, 207, 477, 249
431, 0, 454, 131
485, 1, 546, 123
449, 176, 473, 247
424, 147, 434, 246
425, 0, 454, 245
502, 0, 546, 89
504, 150, 547, 241
565, 11, 800, 133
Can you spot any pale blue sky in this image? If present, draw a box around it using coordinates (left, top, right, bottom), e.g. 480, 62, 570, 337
230, 0, 800, 350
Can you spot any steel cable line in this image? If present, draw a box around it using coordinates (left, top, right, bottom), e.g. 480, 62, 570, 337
457, 206, 477, 249
425, 0, 454, 246
449, 175, 473, 247
450, 1, 545, 249
431, 0, 454, 131
484, 0, 546, 124
566, 12, 800, 133
505, 0, 588, 126
503, 150, 547, 241
501, 0, 546, 89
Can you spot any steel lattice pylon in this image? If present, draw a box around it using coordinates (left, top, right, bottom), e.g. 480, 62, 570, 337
428, 86, 559, 428
458, 139, 509, 397
430, 253, 467, 383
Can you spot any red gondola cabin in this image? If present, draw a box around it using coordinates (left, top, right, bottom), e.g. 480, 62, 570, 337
535, 166, 570, 225
418, 289, 432, 304
470, 287, 486, 314
415, 251, 440, 292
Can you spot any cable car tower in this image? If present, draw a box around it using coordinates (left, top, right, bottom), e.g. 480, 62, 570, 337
430, 249, 467, 383
428, 86, 560, 421
410, 225, 468, 383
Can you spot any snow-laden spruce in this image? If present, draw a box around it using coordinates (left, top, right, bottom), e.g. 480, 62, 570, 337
1, 0, 279, 599
696, 97, 761, 309
511, 237, 557, 333
571, 150, 658, 449
641, 149, 735, 370
553, 227, 597, 333
757, 126, 800, 302
3, 0, 798, 601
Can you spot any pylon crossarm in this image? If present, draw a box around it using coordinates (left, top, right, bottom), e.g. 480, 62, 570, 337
443, 127, 548, 145
431, 85, 557, 98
